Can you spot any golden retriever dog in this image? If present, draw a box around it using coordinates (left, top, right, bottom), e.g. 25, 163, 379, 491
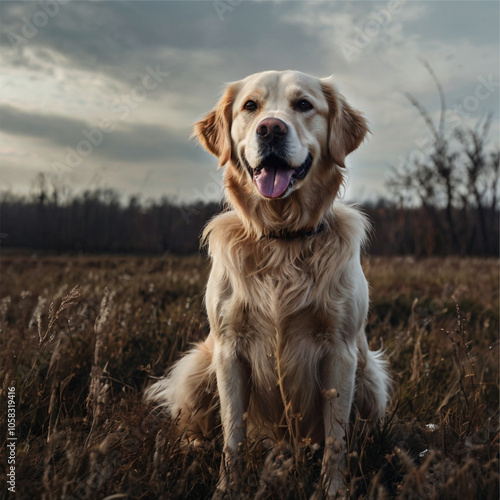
146, 70, 390, 497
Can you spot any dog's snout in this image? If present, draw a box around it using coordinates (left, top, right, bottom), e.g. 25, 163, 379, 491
256, 118, 288, 143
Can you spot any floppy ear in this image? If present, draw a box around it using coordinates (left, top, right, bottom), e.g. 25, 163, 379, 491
321, 78, 369, 168
192, 83, 238, 168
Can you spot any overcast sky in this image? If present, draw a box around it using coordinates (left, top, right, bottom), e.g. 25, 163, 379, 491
0, 0, 498, 204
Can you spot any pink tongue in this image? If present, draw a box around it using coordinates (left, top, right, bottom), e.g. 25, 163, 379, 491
254, 165, 294, 198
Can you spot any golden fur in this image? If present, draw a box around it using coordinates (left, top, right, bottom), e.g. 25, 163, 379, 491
146, 70, 390, 497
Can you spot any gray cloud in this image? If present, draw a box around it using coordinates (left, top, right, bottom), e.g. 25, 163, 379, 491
0, 103, 202, 164
0, 1, 337, 88
0, 103, 87, 147
407, 2, 499, 46
0, 0, 498, 202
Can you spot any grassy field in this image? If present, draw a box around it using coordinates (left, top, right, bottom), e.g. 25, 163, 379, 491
0, 254, 498, 499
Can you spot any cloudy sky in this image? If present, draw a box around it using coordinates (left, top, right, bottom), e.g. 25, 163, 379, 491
0, 0, 498, 204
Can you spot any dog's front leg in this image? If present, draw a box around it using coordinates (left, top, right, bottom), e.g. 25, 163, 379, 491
214, 341, 250, 495
320, 341, 357, 498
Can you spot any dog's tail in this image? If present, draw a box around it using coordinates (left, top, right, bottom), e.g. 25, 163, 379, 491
354, 332, 392, 423
145, 335, 218, 439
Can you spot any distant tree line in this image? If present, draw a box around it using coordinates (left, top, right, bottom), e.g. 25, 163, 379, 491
0, 182, 220, 255
367, 199, 498, 256
0, 180, 497, 256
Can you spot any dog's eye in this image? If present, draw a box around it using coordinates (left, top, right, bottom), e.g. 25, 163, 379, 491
244, 100, 257, 111
296, 99, 313, 111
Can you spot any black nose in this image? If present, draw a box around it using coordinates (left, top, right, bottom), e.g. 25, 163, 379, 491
256, 118, 288, 143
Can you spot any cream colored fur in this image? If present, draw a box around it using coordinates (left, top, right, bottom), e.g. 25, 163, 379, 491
145, 70, 390, 498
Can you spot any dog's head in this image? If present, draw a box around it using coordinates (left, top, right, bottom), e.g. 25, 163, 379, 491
194, 70, 368, 233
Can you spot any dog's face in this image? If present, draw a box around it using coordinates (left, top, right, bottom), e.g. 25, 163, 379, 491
230, 71, 331, 200
194, 70, 368, 229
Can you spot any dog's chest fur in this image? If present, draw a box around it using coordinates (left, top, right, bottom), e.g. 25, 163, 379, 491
204, 204, 369, 438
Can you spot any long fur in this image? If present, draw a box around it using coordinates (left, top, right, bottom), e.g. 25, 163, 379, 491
145, 70, 390, 496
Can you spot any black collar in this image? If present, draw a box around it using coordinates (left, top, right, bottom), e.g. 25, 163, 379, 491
265, 222, 326, 240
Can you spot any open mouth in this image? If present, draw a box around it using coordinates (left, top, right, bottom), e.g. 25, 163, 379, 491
251, 153, 313, 199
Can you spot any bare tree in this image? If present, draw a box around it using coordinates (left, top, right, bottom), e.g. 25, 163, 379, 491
455, 115, 499, 253
387, 61, 499, 255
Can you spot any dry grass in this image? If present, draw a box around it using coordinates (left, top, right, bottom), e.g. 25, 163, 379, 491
0, 254, 498, 499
